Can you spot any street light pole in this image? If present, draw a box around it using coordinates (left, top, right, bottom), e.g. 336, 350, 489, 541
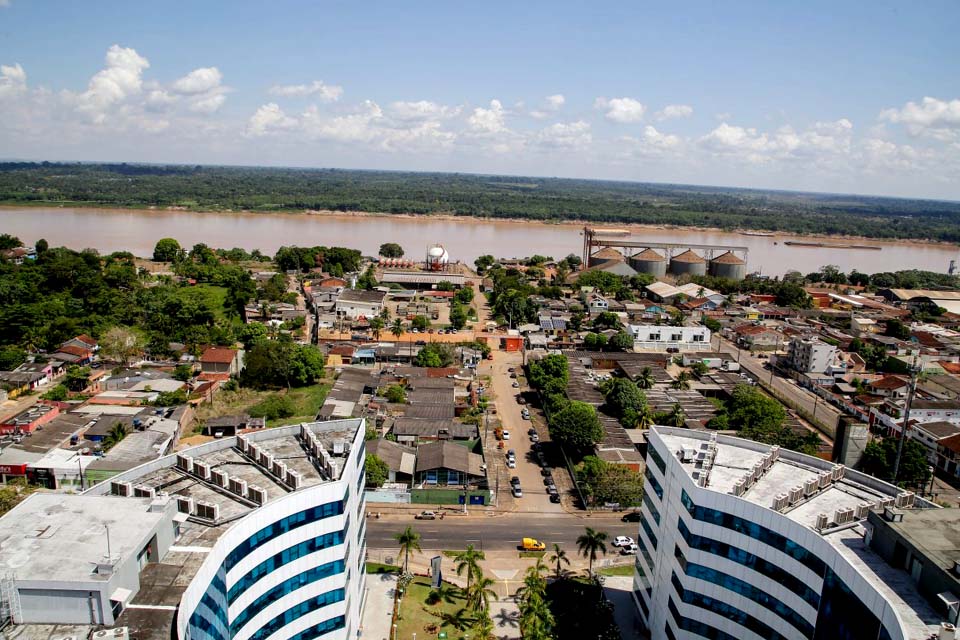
893, 362, 921, 484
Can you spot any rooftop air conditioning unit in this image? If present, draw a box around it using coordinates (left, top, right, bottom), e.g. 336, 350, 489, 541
210, 469, 227, 487
228, 477, 248, 496
195, 501, 219, 521
895, 492, 915, 509
832, 465, 845, 481
732, 479, 746, 496
176, 496, 194, 514
272, 460, 286, 477
789, 486, 804, 504
300, 424, 310, 440
769, 445, 780, 460
804, 478, 820, 496
287, 470, 302, 490
236, 436, 249, 453
879, 496, 895, 509
697, 475, 709, 488
855, 503, 874, 519
133, 485, 155, 499
111, 481, 132, 497
815, 513, 829, 530
176, 454, 193, 473
819, 472, 833, 489
772, 493, 790, 511
333, 439, 346, 456
939, 623, 956, 640
247, 485, 266, 505
835, 507, 855, 525
260, 452, 273, 468
193, 462, 210, 481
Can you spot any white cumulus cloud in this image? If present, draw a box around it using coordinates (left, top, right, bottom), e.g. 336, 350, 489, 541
546, 94, 565, 110
247, 103, 297, 136
880, 97, 960, 140
269, 80, 343, 102
171, 67, 222, 95
0, 62, 27, 98
654, 104, 693, 121
595, 97, 646, 123
388, 100, 460, 121
468, 99, 507, 133
71, 45, 150, 122
536, 120, 591, 149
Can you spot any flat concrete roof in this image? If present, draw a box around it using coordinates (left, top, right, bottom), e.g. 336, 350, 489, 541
0, 493, 165, 583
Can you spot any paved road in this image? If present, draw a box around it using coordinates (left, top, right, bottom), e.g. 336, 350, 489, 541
365, 513, 638, 550
715, 335, 841, 437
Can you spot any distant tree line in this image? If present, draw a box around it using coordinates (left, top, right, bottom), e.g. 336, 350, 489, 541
3, 163, 960, 241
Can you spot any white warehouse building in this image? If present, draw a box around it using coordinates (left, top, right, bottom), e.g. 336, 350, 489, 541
628, 324, 710, 352
0, 419, 368, 640
635, 425, 960, 640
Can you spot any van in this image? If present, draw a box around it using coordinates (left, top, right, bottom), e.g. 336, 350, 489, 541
521, 537, 545, 551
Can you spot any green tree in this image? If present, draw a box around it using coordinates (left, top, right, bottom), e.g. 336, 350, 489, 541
549, 543, 570, 579
34, 238, 49, 255
549, 401, 603, 451
517, 561, 555, 640
466, 574, 498, 614
0, 346, 27, 370
602, 378, 647, 419
609, 331, 634, 351
667, 403, 686, 427
414, 342, 454, 368
861, 437, 931, 486
384, 384, 407, 404
152, 238, 182, 262
64, 365, 91, 392
449, 304, 467, 330
583, 332, 608, 351
391, 318, 404, 339
394, 526, 422, 573
454, 287, 474, 305
474, 254, 496, 274
454, 545, 485, 592
102, 422, 129, 450
0, 478, 35, 517
527, 354, 568, 390
364, 454, 389, 488
671, 371, 692, 390
411, 315, 431, 331
369, 316, 384, 340
378, 242, 404, 258
99, 326, 145, 365
426, 582, 458, 605
576, 527, 608, 576
41, 384, 68, 401
592, 311, 621, 330
636, 366, 656, 390
885, 318, 911, 340
173, 364, 195, 381
243, 341, 325, 388
0, 234, 22, 250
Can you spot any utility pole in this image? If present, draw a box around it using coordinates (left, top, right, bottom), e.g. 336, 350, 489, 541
893, 361, 921, 484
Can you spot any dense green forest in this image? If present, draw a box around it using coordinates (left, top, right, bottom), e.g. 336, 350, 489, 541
1, 163, 959, 242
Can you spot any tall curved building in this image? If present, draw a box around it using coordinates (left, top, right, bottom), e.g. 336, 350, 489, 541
0, 419, 370, 640
635, 426, 955, 640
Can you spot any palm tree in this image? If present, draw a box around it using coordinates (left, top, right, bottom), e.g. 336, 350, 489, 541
517, 562, 554, 640
576, 527, 608, 576
454, 544, 485, 592
636, 366, 656, 390
549, 543, 570, 579
391, 318, 404, 339
668, 402, 686, 427
369, 316, 384, 341
439, 607, 471, 631
427, 582, 458, 606
103, 422, 129, 450
671, 370, 691, 390
393, 526, 422, 574
466, 575, 497, 613
637, 403, 655, 429
474, 612, 496, 640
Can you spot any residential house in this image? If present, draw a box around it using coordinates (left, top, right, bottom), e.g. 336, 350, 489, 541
202, 414, 265, 437
627, 324, 710, 351
732, 323, 783, 350
414, 441, 485, 487
367, 438, 416, 484
867, 376, 909, 400
0, 403, 60, 435
786, 336, 845, 376
587, 293, 609, 312
335, 289, 387, 320
199, 346, 244, 378
0, 370, 47, 397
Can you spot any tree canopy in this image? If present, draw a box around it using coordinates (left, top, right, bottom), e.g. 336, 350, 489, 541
242, 340, 325, 388
378, 242, 404, 258
549, 401, 603, 451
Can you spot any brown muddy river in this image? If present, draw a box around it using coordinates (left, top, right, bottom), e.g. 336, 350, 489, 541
1, 207, 957, 277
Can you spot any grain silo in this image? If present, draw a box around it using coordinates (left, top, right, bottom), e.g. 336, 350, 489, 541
709, 251, 747, 280
588, 247, 625, 267
629, 248, 667, 277
669, 249, 707, 277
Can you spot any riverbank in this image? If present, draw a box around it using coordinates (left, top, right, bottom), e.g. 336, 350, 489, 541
2, 202, 955, 250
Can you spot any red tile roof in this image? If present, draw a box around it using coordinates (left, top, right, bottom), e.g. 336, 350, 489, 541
200, 347, 238, 364
869, 375, 908, 390
57, 344, 91, 358
939, 361, 960, 374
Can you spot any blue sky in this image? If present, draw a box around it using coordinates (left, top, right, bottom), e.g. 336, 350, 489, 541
1, 1, 958, 199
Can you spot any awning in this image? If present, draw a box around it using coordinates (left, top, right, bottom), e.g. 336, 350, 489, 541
110, 587, 132, 604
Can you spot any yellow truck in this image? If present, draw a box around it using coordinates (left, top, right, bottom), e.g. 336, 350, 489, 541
521, 537, 546, 551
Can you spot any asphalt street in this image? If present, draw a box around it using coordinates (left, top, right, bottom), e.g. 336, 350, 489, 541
365, 513, 639, 550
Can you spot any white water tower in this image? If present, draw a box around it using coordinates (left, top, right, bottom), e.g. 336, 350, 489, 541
425, 243, 449, 271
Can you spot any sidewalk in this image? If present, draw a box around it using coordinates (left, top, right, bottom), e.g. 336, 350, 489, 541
359, 573, 396, 640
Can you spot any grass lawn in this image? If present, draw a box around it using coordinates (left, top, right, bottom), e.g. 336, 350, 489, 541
442, 550, 465, 558
396, 577, 487, 639
365, 562, 400, 574
272, 382, 333, 426
174, 284, 230, 321
189, 382, 332, 437
598, 564, 635, 577
519, 551, 546, 559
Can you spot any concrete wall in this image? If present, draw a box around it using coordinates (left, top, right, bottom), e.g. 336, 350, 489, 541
18, 588, 104, 625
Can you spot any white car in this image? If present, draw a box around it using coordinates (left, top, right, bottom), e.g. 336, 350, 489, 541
506, 458, 516, 469
613, 536, 635, 548
512, 486, 523, 498
502, 430, 510, 440
620, 543, 639, 555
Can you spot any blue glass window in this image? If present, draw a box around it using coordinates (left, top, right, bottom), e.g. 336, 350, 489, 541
814, 568, 892, 640
224, 495, 347, 573
680, 490, 826, 577
642, 489, 660, 525
644, 467, 663, 500
668, 597, 738, 640
230, 560, 345, 634
188, 569, 228, 640
677, 517, 820, 609
247, 588, 345, 640
675, 545, 814, 637
640, 511, 658, 550
636, 529, 655, 571
671, 572, 788, 640
286, 615, 346, 640
648, 442, 666, 474
228, 529, 345, 603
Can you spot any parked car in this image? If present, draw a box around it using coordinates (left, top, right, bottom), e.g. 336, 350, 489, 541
502, 430, 511, 440
415, 511, 437, 520
543, 475, 554, 486
508, 367, 516, 373
621, 511, 642, 522
613, 536, 635, 548
530, 433, 540, 443
507, 449, 516, 459
509, 372, 517, 378
546, 483, 557, 494
528, 427, 537, 436
510, 476, 521, 486
620, 543, 639, 555
512, 381, 520, 388
512, 486, 523, 498
549, 493, 561, 503
506, 458, 516, 469
517, 396, 527, 405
